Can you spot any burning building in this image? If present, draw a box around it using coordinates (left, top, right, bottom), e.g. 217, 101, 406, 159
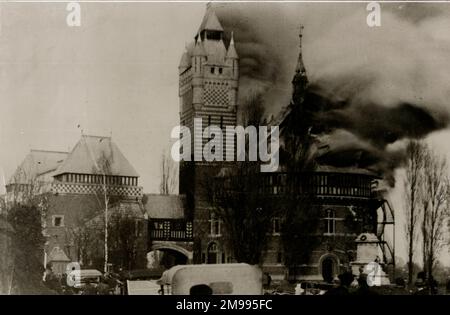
175, 6, 395, 282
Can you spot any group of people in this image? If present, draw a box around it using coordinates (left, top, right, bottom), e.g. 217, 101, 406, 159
324, 271, 379, 295
77, 277, 120, 295
324, 270, 449, 295
413, 271, 440, 295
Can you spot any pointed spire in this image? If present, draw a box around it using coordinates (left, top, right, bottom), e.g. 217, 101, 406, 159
226, 31, 238, 59
295, 24, 306, 75
193, 33, 206, 56
292, 24, 308, 103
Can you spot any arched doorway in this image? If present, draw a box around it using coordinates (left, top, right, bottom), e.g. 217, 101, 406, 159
150, 243, 192, 268
207, 242, 218, 264
159, 249, 188, 268
321, 258, 335, 283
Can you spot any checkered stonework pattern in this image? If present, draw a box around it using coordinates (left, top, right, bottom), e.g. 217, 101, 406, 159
51, 182, 143, 197
204, 83, 229, 107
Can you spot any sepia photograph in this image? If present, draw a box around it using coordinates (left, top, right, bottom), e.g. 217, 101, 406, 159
1, 0, 450, 300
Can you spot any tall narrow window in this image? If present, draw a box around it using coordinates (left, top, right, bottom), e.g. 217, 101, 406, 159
207, 242, 218, 264
277, 252, 283, 264
324, 209, 336, 235
209, 212, 221, 237
272, 217, 281, 235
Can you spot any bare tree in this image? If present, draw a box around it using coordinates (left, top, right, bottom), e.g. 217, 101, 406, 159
207, 162, 275, 264
3, 167, 50, 293
403, 140, 426, 285
277, 103, 319, 280
159, 150, 178, 195
70, 205, 144, 271
93, 151, 122, 273
204, 92, 274, 264
108, 206, 145, 270
420, 145, 449, 282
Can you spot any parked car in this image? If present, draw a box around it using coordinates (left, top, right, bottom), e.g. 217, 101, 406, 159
65, 269, 102, 294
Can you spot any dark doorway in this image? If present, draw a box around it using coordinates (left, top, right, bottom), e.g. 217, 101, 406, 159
207, 242, 218, 264
322, 258, 335, 283
159, 249, 188, 269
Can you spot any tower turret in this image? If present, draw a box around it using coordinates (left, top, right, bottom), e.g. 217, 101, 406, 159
192, 35, 206, 109
226, 31, 239, 81
178, 4, 240, 266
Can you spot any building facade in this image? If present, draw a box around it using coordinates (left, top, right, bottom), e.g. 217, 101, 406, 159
6, 135, 146, 273
178, 7, 239, 265
177, 7, 395, 282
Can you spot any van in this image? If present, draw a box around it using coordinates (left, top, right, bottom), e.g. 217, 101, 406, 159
157, 263, 262, 295
69, 269, 103, 289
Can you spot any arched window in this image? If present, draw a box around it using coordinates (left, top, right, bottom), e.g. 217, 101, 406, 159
324, 209, 336, 235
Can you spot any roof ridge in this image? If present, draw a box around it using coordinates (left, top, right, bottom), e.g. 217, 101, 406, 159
82, 134, 111, 139
144, 193, 180, 197
30, 149, 69, 154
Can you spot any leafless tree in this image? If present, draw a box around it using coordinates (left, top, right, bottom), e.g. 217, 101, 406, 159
2, 167, 50, 294
420, 145, 449, 281
403, 140, 426, 285
71, 205, 144, 271
159, 150, 178, 195
6, 169, 49, 212
107, 206, 145, 270
277, 103, 319, 280
204, 92, 274, 264
239, 91, 265, 127
207, 162, 275, 265
92, 150, 124, 273
65, 217, 94, 266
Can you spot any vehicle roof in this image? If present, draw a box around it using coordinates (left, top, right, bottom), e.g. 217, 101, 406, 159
78, 269, 103, 277
162, 263, 254, 284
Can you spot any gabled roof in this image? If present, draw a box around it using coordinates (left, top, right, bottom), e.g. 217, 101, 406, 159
85, 200, 145, 227
48, 246, 70, 262
8, 150, 68, 184
198, 8, 224, 33
143, 194, 185, 219
54, 135, 139, 177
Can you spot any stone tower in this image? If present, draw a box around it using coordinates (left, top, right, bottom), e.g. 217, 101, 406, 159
178, 7, 239, 264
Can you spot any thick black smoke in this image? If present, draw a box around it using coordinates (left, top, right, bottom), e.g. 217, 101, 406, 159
214, 3, 450, 185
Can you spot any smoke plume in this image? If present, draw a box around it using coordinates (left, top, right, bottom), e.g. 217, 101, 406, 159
214, 3, 450, 184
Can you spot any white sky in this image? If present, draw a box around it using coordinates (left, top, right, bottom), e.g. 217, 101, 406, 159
0, 2, 206, 194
